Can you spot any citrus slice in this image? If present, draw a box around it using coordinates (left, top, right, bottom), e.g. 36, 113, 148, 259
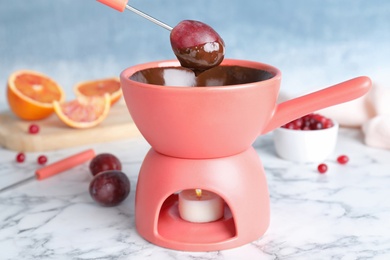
53, 94, 111, 129
7, 70, 65, 120
74, 77, 122, 105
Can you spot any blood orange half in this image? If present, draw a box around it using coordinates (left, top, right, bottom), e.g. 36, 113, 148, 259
53, 94, 110, 129
7, 70, 65, 120
74, 78, 122, 105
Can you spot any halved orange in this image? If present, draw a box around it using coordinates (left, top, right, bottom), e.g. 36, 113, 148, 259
74, 77, 122, 105
53, 94, 110, 129
7, 70, 65, 120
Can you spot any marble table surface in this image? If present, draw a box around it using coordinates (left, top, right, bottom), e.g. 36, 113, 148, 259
1, 128, 389, 260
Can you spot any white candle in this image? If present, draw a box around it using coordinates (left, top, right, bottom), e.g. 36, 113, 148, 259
178, 189, 224, 223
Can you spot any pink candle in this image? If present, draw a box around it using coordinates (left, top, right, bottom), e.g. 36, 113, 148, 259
178, 189, 224, 223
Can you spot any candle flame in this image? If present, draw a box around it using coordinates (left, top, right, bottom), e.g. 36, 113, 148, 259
195, 189, 202, 198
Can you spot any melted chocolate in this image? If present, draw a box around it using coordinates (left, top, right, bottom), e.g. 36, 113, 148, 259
129, 65, 274, 87
174, 40, 225, 75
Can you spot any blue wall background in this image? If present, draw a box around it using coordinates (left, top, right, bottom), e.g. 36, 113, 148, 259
1, 0, 389, 110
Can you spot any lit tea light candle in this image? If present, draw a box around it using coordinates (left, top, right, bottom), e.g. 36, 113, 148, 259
178, 189, 224, 223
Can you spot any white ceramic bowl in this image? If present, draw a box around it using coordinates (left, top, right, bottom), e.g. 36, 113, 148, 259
273, 122, 339, 163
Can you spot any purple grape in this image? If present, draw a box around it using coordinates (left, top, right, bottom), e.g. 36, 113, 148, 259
170, 20, 225, 73
89, 170, 130, 207
89, 153, 122, 176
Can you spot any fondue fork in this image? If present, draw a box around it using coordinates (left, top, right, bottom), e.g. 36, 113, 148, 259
0, 149, 95, 193
97, 0, 173, 31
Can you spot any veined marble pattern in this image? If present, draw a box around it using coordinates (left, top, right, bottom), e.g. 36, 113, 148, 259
0, 129, 390, 259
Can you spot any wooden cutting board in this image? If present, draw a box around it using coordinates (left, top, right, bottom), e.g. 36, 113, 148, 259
0, 100, 141, 152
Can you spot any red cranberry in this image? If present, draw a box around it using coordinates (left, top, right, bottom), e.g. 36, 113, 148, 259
286, 118, 303, 129
324, 119, 334, 128
310, 121, 323, 130
337, 155, 349, 164
317, 163, 328, 174
37, 155, 48, 165
28, 124, 40, 134
313, 114, 327, 124
284, 122, 296, 129
302, 120, 311, 128
16, 152, 26, 163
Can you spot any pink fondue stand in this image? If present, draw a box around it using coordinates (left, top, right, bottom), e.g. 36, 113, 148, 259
120, 59, 370, 251
97, 0, 372, 252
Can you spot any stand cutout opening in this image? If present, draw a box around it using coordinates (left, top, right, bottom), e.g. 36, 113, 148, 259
157, 193, 237, 244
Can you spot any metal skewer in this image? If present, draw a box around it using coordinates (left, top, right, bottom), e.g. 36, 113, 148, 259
125, 4, 173, 31
0, 176, 35, 193
97, 0, 173, 30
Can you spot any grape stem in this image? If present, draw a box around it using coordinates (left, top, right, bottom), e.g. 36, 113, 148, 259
125, 4, 173, 31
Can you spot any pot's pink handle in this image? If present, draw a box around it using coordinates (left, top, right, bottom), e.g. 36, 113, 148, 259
261, 76, 372, 134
